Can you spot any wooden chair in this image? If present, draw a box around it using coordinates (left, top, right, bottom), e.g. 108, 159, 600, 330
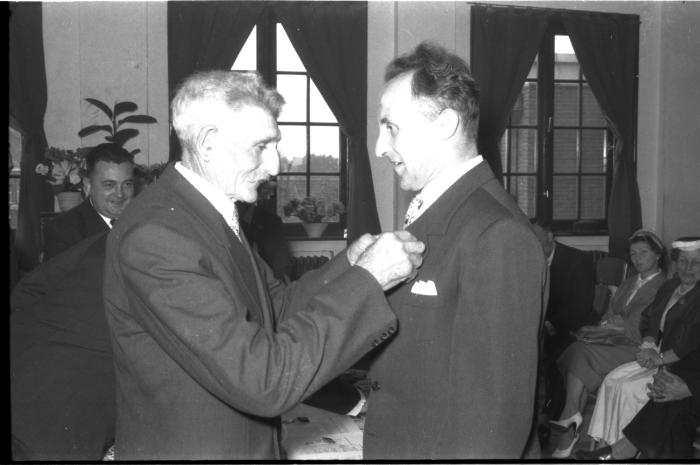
592, 256, 629, 314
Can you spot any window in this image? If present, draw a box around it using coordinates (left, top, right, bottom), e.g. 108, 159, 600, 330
9, 121, 23, 233
502, 27, 612, 234
232, 14, 347, 239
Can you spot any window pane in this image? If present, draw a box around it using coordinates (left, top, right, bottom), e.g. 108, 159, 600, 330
554, 83, 579, 126
581, 129, 606, 173
554, 35, 580, 79
581, 176, 606, 219
278, 125, 306, 172
509, 175, 537, 218
231, 26, 256, 71
511, 82, 538, 126
528, 55, 538, 79
276, 24, 305, 72
310, 80, 337, 123
278, 175, 307, 221
582, 84, 606, 126
553, 175, 578, 220
310, 126, 340, 172
553, 129, 578, 173
510, 129, 537, 173
310, 176, 341, 219
277, 75, 307, 122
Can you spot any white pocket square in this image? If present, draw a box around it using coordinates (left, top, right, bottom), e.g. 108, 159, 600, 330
410, 280, 437, 296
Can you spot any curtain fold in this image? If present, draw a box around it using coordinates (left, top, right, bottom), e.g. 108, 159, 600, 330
274, 1, 379, 241
167, 1, 265, 161
470, 4, 551, 180
562, 12, 641, 258
10, 2, 53, 272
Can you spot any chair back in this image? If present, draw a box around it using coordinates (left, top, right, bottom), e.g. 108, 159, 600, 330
592, 256, 629, 314
596, 256, 629, 286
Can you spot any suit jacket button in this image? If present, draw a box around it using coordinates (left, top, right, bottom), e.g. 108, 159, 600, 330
371, 381, 381, 391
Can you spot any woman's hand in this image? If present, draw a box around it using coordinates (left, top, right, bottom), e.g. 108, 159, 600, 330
636, 348, 662, 368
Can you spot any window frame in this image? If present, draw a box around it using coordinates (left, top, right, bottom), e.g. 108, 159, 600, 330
243, 11, 348, 240
503, 21, 614, 235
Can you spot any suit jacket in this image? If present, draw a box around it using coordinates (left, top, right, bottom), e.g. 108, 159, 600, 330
601, 272, 666, 344
11, 232, 114, 460
43, 199, 108, 261
546, 242, 598, 337
103, 165, 396, 460
640, 278, 700, 358
362, 162, 546, 459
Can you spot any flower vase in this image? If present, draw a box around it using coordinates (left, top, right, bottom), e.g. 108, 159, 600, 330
302, 222, 328, 238
56, 191, 83, 212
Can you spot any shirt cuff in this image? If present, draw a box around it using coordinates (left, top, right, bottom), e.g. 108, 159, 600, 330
345, 388, 367, 417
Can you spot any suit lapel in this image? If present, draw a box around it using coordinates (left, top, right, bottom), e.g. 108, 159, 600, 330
161, 167, 265, 320
407, 161, 496, 258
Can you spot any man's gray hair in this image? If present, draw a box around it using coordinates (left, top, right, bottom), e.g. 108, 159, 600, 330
171, 70, 285, 153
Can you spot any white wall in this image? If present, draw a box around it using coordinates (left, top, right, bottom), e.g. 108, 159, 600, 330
368, 1, 700, 247
43, 1, 169, 166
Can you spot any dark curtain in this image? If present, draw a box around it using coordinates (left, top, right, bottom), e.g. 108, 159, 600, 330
275, 1, 379, 240
167, 1, 265, 161
562, 12, 641, 258
9, 2, 53, 272
470, 4, 551, 180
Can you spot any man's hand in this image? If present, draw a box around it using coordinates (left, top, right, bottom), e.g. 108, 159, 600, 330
647, 369, 692, 402
355, 231, 425, 291
346, 233, 379, 266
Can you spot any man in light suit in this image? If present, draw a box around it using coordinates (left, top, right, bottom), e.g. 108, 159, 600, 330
103, 70, 425, 460
43, 143, 134, 261
362, 42, 546, 459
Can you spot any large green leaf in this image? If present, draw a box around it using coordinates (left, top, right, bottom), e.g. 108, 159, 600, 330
78, 124, 113, 138
85, 98, 113, 119
113, 128, 140, 146
118, 115, 158, 127
114, 101, 138, 118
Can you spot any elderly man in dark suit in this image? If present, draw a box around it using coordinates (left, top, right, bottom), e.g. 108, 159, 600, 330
11, 232, 114, 460
362, 42, 546, 459
532, 222, 599, 420
42, 143, 134, 261
103, 70, 425, 460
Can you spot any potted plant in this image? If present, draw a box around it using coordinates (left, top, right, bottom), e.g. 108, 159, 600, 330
282, 196, 345, 238
78, 98, 157, 156
35, 147, 92, 211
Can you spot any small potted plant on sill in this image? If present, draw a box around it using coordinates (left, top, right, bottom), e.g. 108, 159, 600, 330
35, 146, 91, 211
282, 196, 345, 238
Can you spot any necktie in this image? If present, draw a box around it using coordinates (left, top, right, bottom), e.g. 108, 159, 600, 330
109, 218, 116, 228
229, 206, 240, 238
403, 195, 424, 228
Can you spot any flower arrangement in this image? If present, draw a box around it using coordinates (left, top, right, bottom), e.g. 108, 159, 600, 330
35, 147, 91, 193
283, 196, 345, 223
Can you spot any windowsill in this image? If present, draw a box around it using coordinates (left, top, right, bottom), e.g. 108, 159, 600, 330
556, 235, 608, 252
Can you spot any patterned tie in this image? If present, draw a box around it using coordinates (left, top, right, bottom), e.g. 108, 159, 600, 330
403, 195, 424, 228
229, 205, 240, 238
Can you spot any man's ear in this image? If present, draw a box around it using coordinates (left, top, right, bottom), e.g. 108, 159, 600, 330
196, 125, 218, 161
434, 108, 460, 141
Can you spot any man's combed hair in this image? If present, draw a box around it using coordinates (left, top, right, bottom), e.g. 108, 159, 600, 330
385, 42, 480, 140
171, 70, 285, 153
85, 143, 134, 175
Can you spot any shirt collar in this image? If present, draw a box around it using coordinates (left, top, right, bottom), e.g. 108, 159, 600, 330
175, 162, 236, 226
89, 198, 114, 229
413, 155, 483, 219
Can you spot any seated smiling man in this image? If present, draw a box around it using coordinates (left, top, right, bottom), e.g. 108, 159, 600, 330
42, 143, 134, 261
